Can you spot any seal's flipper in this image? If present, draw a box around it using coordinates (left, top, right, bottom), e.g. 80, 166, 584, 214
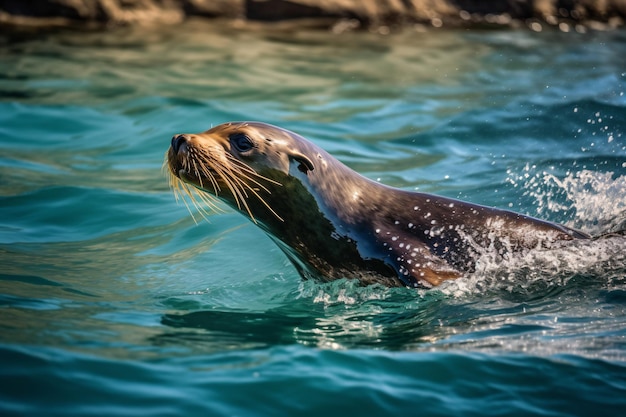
375, 229, 463, 288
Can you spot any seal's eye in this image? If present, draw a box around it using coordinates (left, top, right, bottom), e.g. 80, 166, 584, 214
230, 133, 254, 153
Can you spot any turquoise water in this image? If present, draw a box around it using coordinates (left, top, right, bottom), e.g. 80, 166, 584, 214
2, 21, 626, 415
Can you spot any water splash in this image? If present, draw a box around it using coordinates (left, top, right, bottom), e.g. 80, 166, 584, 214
506, 168, 626, 234
296, 278, 395, 307
438, 234, 626, 297
445, 167, 626, 296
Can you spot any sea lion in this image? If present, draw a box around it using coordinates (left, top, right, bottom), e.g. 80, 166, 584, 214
166, 121, 589, 288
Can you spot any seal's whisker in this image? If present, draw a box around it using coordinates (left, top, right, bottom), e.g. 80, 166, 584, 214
164, 153, 224, 223
179, 185, 203, 224
195, 151, 222, 195
194, 190, 225, 218
222, 163, 269, 221
188, 151, 240, 211
170, 172, 203, 223
223, 164, 253, 199
190, 158, 204, 188
214, 163, 267, 223
240, 181, 284, 222
161, 156, 171, 177
231, 167, 273, 194
225, 166, 283, 222
213, 164, 252, 217
173, 174, 203, 221
182, 179, 225, 222
190, 180, 223, 211
206, 172, 221, 196
226, 153, 282, 189
203, 166, 221, 196
214, 153, 283, 222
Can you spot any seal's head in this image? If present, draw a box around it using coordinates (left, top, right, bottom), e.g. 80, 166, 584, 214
166, 121, 315, 222
166, 121, 405, 286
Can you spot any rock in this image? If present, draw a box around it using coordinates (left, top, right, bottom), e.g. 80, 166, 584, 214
0, 0, 624, 29
182, 0, 243, 18
0, 0, 186, 26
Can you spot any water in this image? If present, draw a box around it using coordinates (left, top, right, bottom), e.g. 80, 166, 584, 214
1, 20, 626, 415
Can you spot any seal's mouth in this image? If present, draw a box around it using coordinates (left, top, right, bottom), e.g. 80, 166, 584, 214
166, 134, 223, 188
167, 134, 198, 181
164, 140, 225, 222
165, 133, 283, 223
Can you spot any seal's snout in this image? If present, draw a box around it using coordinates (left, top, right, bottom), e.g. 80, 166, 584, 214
171, 134, 189, 153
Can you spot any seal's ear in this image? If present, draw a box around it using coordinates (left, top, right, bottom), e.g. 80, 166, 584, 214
291, 151, 315, 174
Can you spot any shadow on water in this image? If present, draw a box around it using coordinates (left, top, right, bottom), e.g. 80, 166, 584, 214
153, 282, 450, 351
154, 255, 626, 357
152, 293, 494, 352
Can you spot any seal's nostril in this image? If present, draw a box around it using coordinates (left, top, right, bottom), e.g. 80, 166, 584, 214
171, 134, 188, 153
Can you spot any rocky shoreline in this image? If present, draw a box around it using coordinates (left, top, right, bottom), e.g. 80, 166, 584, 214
1, 0, 625, 31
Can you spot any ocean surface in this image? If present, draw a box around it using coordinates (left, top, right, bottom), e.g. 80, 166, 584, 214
1, 20, 626, 416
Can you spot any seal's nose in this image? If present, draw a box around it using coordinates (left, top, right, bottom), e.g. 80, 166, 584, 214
171, 134, 189, 153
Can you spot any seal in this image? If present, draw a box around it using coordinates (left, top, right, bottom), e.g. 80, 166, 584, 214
166, 121, 590, 288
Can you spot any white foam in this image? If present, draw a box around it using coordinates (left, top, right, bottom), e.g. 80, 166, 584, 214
507, 168, 626, 234
439, 235, 626, 297
296, 279, 391, 307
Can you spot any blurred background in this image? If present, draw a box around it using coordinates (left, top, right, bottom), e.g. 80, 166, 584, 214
1, 1, 626, 416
